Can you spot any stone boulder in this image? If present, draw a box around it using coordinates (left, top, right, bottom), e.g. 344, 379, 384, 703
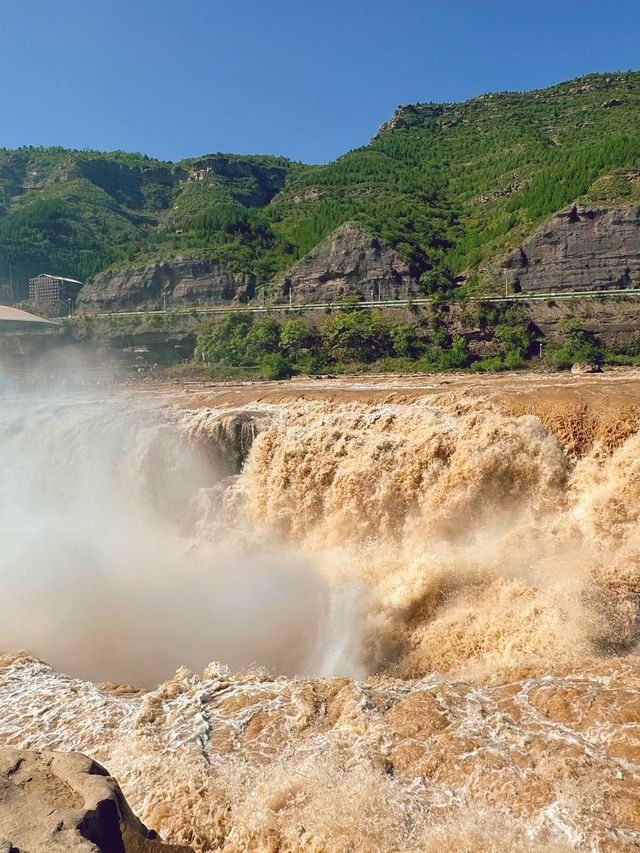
0, 749, 193, 852
571, 362, 603, 374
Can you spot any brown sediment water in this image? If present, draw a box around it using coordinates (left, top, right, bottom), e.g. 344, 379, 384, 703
2, 371, 640, 851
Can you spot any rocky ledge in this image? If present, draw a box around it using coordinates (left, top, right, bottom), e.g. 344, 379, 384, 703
0, 748, 192, 852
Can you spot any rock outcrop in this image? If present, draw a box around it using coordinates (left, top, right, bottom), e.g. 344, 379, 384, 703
182, 155, 289, 206
79, 258, 256, 312
80, 224, 417, 312
525, 293, 640, 350
0, 748, 193, 852
571, 362, 603, 374
277, 222, 417, 305
503, 205, 640, 292
181, 408, 270, 474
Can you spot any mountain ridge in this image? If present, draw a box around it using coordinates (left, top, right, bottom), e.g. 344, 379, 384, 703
2, 70, 640, 305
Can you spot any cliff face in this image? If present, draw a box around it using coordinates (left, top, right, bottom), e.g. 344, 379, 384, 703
78, 202, 640, 313
504, 205, 640, 293
277, 222, 417, 305
79, 224, 417, 311
79, 258, 256, 312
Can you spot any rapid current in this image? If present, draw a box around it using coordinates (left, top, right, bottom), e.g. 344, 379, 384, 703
1, 376, 640, 851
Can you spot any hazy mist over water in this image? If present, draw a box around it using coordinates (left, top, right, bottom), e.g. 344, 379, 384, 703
0, 382, 352, 685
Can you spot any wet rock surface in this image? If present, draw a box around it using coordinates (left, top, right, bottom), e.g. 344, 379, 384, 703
0, 748, 193, 852
571, 362, 603, 374
180, 407, 270, 473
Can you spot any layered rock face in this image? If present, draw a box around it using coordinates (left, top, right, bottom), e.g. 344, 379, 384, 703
79, 258, 256, 312
80, 204, 640, 311
277, 222, 417, 305
80, 224, 416, 312
504, 205, 640, 292
525, 295, 640, 349
0, 749, 192, 852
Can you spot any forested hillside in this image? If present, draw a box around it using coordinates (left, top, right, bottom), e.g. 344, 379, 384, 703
2, 71, 640, 301
0, 149, 307, 294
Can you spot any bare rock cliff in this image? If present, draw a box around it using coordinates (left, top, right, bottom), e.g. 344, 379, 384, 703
79, 258, 256, 312
504, 205, 640, 292
0, 748, 193, 852
277, 222, 417, 305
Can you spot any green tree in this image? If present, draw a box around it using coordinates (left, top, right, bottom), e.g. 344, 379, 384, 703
245, 318, 281, 361
494, 322, 535, 359
195, 313, 253, 365
280, 318, 321, 358
321, 310, 392, 363
259, 353, 295, 379
389, 321, 427, 358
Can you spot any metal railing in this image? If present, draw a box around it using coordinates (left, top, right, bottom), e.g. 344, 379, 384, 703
90, 286, 640, 319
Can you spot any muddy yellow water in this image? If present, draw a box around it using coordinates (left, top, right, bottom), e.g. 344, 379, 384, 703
2, 370, 640, 851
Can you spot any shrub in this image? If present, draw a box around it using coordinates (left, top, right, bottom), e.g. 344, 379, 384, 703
246, 318, 281, 360
321, 309, 392, 363
195, 312, 253, 365
280, 317, 321, 358
542, 346, 573, 371
564, 327, 605, 365
494, 322, 535, 359
470, 356, 508, 372
259, 353, 295, 380
389, 321, 427, 358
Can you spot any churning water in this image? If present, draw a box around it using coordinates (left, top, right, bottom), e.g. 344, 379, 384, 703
1, 379, 640, 850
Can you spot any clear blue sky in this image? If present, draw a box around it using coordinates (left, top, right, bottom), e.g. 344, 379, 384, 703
2, 0, 639, 164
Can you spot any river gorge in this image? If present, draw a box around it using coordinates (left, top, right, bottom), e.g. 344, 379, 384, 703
1, 370, 640, 851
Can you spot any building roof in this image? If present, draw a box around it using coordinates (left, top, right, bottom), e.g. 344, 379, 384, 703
31, 273, 83, 285
0, 305, 61, 327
